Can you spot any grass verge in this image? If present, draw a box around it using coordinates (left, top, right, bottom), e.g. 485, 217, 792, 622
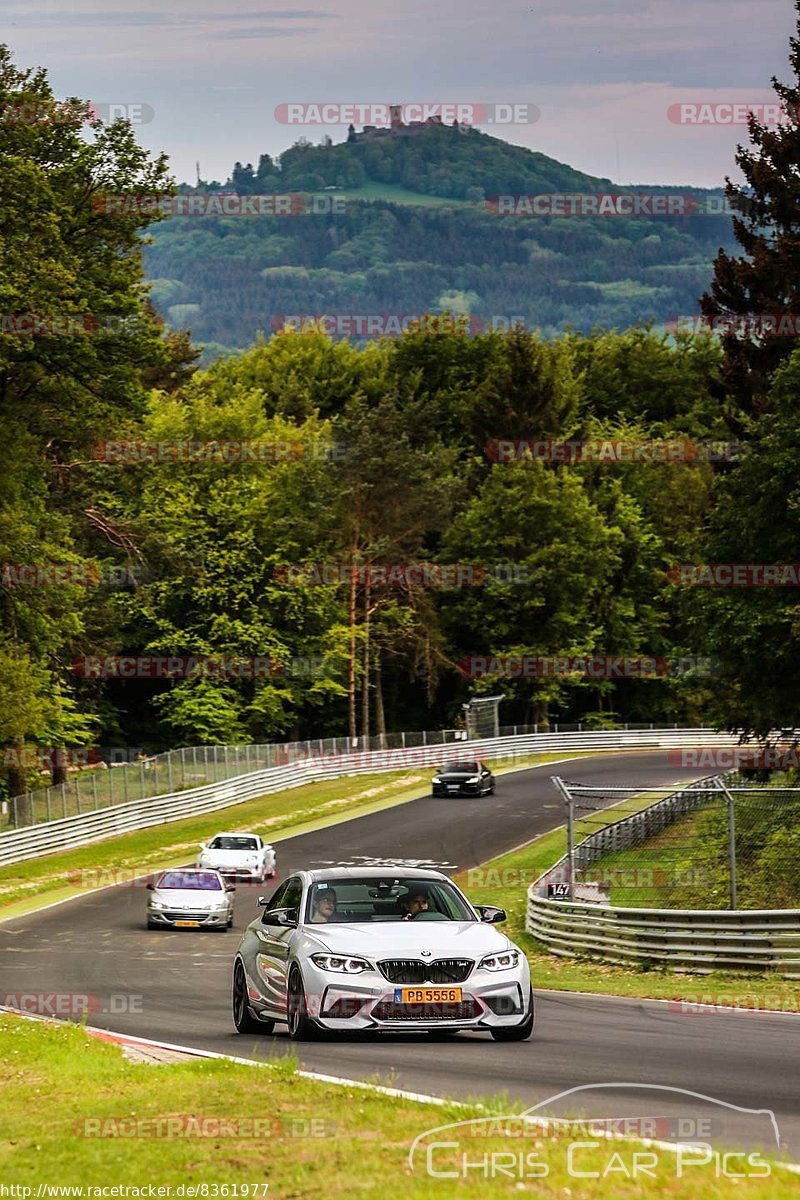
0, 751, 594, 919
0, 1013, 792, 1196
453, 795, 800, 1010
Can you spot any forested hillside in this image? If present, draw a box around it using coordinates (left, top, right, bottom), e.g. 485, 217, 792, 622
144, 125, 737, 360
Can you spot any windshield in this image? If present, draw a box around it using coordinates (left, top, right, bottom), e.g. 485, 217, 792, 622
442, 761, 480, 774
157, 871, 222, 890
305, 877, 475, 923
209, 836, 258, 850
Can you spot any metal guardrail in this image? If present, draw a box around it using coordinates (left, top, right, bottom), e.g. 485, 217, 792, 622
0, 727, 736, 867
3, 719, 714, 832
527, 776, 800, 976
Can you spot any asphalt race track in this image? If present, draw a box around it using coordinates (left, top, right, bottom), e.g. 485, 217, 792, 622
2, 751, 798, 1157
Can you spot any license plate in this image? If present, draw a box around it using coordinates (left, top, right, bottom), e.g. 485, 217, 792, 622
447, 784, 460, 791
174, 919, 200, 927
394, 987, 462, 1004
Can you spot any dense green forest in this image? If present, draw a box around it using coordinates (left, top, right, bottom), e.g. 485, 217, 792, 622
144, 124, 737, 360
3, 25, 800, 804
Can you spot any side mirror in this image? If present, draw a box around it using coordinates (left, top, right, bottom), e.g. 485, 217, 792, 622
257, 896, 269, 907
261, 907, 297, 927
146, 881, 155, 891
477, 905, 506, 924
225, 883, 236, 892
198, 843, 207, 850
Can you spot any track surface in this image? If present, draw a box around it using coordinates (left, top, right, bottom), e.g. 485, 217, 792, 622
2, 751, 798, 1155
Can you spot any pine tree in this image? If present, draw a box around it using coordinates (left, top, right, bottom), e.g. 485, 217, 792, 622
700, 0, 800, 425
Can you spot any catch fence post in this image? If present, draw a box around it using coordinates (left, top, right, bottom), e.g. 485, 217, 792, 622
552, 776, 574, 900
715, 776, 738, 910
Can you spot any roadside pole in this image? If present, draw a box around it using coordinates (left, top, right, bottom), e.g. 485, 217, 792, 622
715, 775, 738, 910
552, 776, 574, 900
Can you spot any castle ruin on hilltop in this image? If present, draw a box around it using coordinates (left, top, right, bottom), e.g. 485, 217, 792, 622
347, 104, 461, 143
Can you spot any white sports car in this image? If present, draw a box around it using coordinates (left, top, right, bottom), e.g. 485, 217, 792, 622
232, 867, 534, 1041
197, 832, 276, 882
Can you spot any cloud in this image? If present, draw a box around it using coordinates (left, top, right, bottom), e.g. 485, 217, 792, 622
4, 8, 335, 29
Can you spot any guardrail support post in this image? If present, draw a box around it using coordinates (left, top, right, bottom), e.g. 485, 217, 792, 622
715, 775, 738, 910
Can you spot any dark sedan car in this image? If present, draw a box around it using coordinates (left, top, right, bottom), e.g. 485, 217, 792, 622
431, 759, 495, 797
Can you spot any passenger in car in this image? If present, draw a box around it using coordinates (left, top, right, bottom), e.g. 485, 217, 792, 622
310, 889, 338, 923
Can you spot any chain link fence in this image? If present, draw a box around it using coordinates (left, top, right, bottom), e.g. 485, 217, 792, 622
548, 774, 800, 911
1, 720, 701, 833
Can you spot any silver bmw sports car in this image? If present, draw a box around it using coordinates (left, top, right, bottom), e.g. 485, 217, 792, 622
232, 866, 533, 1040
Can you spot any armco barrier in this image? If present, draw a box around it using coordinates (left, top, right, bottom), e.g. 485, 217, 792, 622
527, 776, 800, 976
0, 727, 737, 868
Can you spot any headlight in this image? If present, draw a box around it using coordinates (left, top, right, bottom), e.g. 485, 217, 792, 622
479, 950, 520, 972
431, 776, 442, 784
466, 775, 480, 783
310, 954, 372, 974
149, 899, 166, 910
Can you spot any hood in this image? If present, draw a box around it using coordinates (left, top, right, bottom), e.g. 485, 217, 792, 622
152, 888, 226, 906
305, 920, 511, 958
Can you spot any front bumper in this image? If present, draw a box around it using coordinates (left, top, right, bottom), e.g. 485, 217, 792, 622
432, 781, 483, 797
198, 863, 275, 881
250, 960, 530, 1032
148, 907, 229, 927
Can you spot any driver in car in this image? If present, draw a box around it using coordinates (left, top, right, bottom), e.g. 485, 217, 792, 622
400, 889, 430, 920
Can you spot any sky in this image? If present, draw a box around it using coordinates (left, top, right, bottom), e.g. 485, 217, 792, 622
3, 0, 797, 186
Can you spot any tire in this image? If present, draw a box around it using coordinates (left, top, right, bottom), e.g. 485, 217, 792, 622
287, 964, 319, 1041
233, 960, 274, 1035
146, 919, 158, 930
490, 989, 534, 1042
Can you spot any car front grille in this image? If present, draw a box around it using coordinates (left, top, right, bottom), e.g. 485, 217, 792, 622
372, 998, 481, 1022
378, 958, 474, 984
162, 910, 215, 921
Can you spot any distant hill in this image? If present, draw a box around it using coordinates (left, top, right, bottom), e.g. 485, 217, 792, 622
144, 124, 737, 360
